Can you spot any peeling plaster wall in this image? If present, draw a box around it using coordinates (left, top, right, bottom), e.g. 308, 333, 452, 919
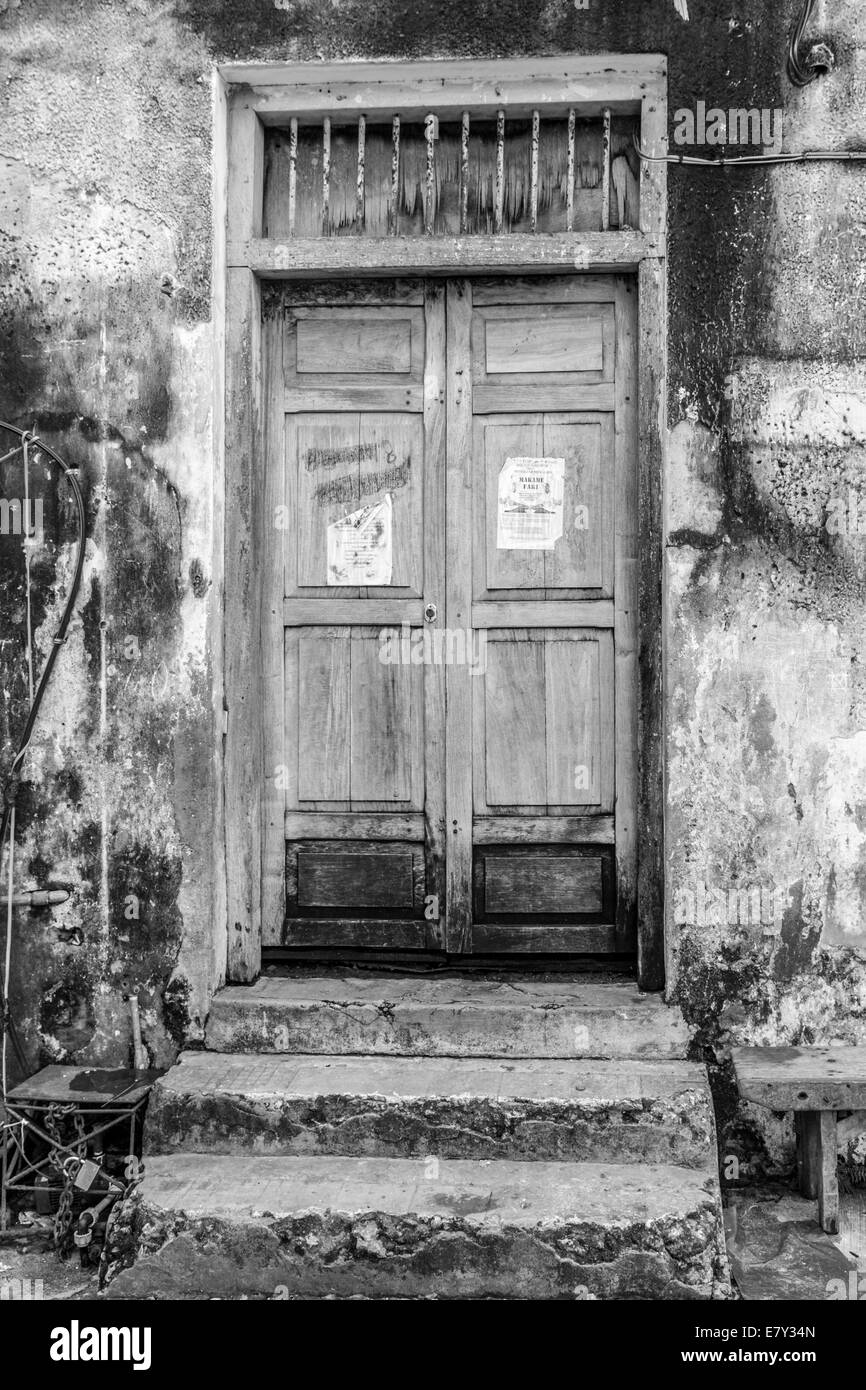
1, 1, 865, 1172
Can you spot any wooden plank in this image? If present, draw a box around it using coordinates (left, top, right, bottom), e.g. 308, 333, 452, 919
818, 1111, 840, 1234
285, 812, 424, 840
634, 59, 667, 985
297, 848, 417, 910
286, 117, 298, 236
356, 114, 366, 231
445, 280, 474, 952
350, 629, 413, 803
566, 109, 575, 232
261, 314, 287, 949
389, 116, 400, 235
545, 634, 613, 809
529, 110, 539, 234
541, 418, 608, 591
356, 411, 423, 593
472, 275, 617, 305
295, 315, 413, 373
282, 918, 429, 949
268, 278, 425, 307
483, 311, 604, 375
796, 1113, 821, 1199
321, 117, 331, 235
236, 231, 662, 277
227, 101, 264, 244
471, 923, 619, 953
227, 55, 667, 123
422, 282, 447, 949
483, 634, 547, 808
600, 107, 611, 231
296, 629, 351, 801
473, 814, 614, 844
295, 415, 359, 586
494, 109, 505, 233
637, 253, 665, 990
733, 1046, 866, 1110
473, 384, 614, 414
285, 386, 424, 413
614, 277, 639, 950
472, 601, 614, 628
459, 111, 470, 235
284, 598, 424, 625
424, 112, 436, 235
224, 100, 265, 981
482, 854, 604, 914
477, 417, 544, 595
224, 261, 263, 982
639, 91, 667, 242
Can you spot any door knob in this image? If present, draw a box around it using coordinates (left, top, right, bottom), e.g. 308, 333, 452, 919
424, 603, 438, 623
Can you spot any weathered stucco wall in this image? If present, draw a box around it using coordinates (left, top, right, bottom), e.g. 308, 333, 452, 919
1, 0, 864, 1171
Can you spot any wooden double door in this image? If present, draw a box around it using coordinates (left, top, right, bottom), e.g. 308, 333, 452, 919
261, 274, 638, 956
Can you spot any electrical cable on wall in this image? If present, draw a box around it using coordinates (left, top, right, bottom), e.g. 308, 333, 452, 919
633, 134, 866, 167
0, 423, 86, 1097
787, 0, 834, 86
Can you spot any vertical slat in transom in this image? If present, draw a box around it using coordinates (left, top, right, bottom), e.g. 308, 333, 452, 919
424, 113, 436, 235
356, 115, 366, 232
529, 110, 540, 233
322, 117, 331, 235
601, 107, 611, 232
566, 109, 576, 233
460, 111, 470, 235
494, 109, 505, 235
288, 117, 298, 236
389, 116, 401, 236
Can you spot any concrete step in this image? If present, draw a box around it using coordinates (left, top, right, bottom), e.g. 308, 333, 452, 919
103, 1154, 729, 1300
145, 1052, 715, 1167
205, 974, 691, 1059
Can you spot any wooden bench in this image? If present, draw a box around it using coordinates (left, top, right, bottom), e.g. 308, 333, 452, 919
732, 1046, 866, 1235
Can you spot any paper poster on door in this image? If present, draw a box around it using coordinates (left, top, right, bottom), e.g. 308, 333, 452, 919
497, 457, 565, 550
327, 494, 393, 585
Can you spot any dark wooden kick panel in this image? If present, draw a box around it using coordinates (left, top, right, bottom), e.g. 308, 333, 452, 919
483, 854, 603, 915
474, 847, 614, 920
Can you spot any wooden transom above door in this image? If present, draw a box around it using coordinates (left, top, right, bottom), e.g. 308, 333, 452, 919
261, 274, 637, 955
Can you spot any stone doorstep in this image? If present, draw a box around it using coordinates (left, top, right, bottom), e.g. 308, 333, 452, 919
102, 1154, 730, 1301
145, 1052, 716, 1168
205, 975, 691, 1059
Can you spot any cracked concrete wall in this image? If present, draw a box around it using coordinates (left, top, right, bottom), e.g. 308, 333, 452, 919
1, 1, 864, 1173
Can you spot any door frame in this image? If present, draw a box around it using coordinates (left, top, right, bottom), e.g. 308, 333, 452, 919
215, 56, 667, 989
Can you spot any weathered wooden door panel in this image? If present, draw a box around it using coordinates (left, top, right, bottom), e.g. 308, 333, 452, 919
475, 630, 615, 814
263, 280, 445, 951
446, 275, 637, 953
264, 273, 636, 955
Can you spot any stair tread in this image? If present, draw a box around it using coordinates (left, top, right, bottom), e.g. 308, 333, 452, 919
133, 1153, 720, 1226
160, 1050, 709, 1102
206, 973, 690, 1059
214, 974, 669, 1010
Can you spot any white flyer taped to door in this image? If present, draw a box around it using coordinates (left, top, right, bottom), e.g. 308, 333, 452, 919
327, 494, 393, 585
497, 456, 565, 550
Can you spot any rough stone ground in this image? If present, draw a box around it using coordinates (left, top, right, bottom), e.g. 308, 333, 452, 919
725, 1186, 866, 1301
0, 1229, 98, 1301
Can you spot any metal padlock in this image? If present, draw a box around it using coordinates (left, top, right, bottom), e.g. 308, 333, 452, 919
72, 1158, 101, 1192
